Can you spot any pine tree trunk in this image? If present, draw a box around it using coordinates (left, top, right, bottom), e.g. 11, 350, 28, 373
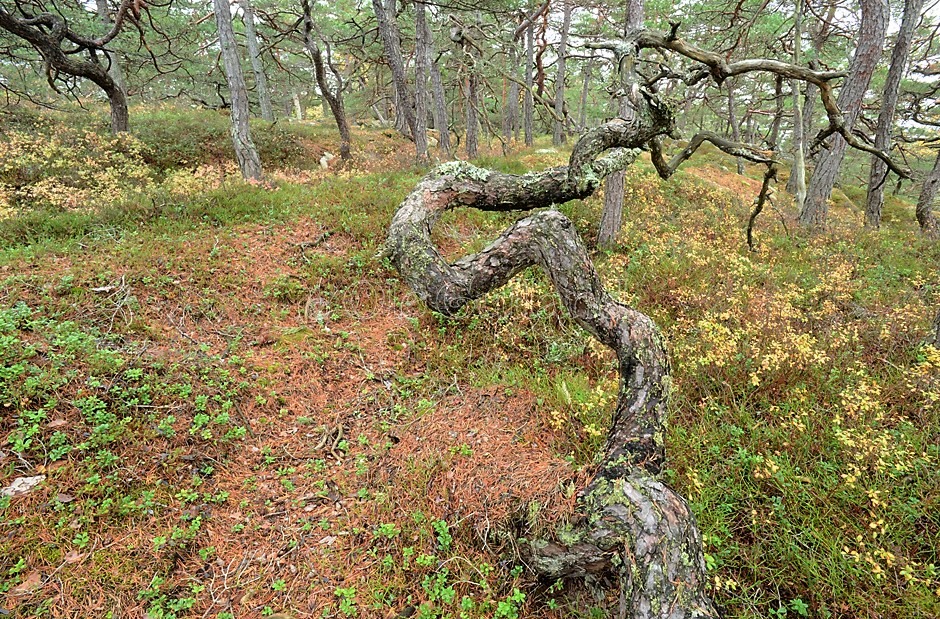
387, 107, 716, 617
864, 0, 922, 228
466, 73, 479, 158
212, 0, 262, 181
800, 0, 886, 226
414, 1, 430, 164
95, 0, 127, 105
597, 97, 629, 247
552, 2, 572, 146
424, 17, 451, 156
302, 0, 351, 160
504, 44, 520, 144
578, 52, 593, 130
597, 0, 644, 248
789, 0, 807, 211
524, 22, 535, 146
916, 150, 940, 236
373, 0, 415, 139
238, 0, 273, 122
727, 80, 744, 175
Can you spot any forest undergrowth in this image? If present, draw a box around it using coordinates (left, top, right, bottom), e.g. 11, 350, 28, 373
0, 106, 937, 619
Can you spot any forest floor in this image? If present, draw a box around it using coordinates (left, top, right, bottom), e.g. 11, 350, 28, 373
0, 106, 938, 619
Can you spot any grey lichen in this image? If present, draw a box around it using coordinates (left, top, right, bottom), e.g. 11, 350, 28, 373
434, 160, 492, 182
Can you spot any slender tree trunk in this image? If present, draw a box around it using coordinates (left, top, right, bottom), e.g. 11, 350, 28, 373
238, 0, 274, 122
373, 0, 415, 139
598, 0, 644, 248
789, 0, 807, 211
579, 52, 593, 130
727, 80, 744, 175
428, 50, 451, 156
865, 0, 923, 228
800, 0, 886, 226
213, 0, 262, 181
524, 21, 535, 146
414, 1, 430, 164
423, 15, 450, 156
461, 17, 481, 158
504, 44, 520, 143
552, 2, 572, 146
302, 0, 351, 160
466, 72, 479, 158
916, 150, 940, 235
292, 92, 303, 120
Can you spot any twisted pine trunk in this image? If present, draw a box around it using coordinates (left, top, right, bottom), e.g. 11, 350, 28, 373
386, 97, 716, 618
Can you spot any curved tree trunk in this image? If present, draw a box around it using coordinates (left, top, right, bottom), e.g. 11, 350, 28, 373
213, 0, 262, 180
302, 0, 351, 160
864, 0, 922, 228
386, 86, 715, 617
0, 6, 129, 133
238, 0, 274, 122
916, 150, 940, 236
800, 0, 887, 226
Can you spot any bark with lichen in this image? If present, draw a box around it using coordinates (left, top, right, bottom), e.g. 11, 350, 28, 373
386, 86, 716, 617
384, 23, 911, 615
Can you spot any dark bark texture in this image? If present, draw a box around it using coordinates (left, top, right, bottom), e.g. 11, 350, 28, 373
386, 86, 716, 617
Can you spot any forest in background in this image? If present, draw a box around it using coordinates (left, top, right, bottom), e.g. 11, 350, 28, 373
1, 1, 939, 618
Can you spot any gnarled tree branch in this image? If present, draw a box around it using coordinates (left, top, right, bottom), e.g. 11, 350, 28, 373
387, 92, 716, 617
